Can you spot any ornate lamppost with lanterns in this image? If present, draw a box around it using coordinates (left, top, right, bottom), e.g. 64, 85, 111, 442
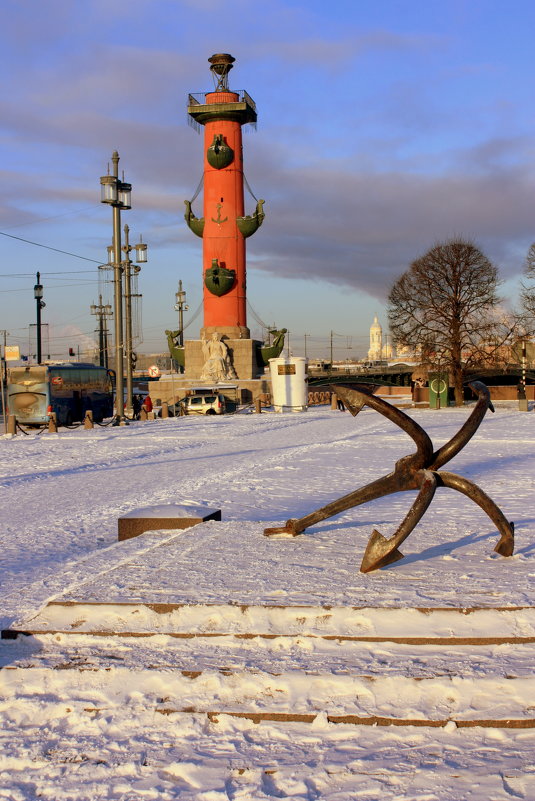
122, 223, 147, 417
100, 151, 132, 424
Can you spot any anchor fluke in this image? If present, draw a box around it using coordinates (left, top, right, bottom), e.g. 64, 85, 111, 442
264, 518, 302, 537
360, 530, 405, 573
494, 521, 515, 557
331, 385, 377, 416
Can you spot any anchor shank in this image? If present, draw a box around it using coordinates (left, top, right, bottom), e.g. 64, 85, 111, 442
285, 472, 402, 535
333, 385, 433, 467
430, 382, 491, 471
387, 470, 437, 550
360, 470, 437, 573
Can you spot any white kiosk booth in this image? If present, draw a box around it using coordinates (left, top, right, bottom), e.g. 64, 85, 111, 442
269, 357, 308, 412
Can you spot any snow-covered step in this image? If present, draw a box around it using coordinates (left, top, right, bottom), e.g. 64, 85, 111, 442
2, 631, 535, 678
2, 630, 535, 727
0, 633, 535, 679
2, 655, 535, 726
6, 601, 535, 642
2, 661, 534, 727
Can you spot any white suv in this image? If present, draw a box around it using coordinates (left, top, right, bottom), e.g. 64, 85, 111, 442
185, 393, 226, 415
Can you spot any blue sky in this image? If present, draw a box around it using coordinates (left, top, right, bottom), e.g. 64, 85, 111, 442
1, 0, 534, 360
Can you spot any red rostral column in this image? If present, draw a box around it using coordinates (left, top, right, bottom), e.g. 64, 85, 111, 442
185, 54, 264, 341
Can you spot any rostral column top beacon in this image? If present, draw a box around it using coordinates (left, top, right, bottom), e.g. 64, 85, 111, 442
185, 54, 265, 340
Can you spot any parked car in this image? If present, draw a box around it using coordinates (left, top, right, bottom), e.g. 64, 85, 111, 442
158, 393, 228, 417
185, 393, 226, 415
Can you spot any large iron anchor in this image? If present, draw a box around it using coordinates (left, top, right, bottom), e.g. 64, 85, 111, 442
264, 382, 514, 572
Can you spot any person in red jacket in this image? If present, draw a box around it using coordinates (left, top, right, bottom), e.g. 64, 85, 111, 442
142, 395, 153, 414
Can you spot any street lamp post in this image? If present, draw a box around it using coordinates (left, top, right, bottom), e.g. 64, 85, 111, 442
33, 272, 45, 364
1, 329, 8, 434
521, 340, 527, 391
173, 280, 188, 373
90, 295, 113, 369
122, 224, 147, 416
304, 333, 309, 360
100, 151, 131, 423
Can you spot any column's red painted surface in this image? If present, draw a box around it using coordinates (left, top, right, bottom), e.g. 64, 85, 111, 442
202, 92, 246, 330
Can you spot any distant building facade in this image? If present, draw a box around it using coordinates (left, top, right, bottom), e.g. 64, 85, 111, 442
367, 315, 393, 361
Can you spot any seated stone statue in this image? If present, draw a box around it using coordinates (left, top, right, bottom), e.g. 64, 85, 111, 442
200, 333, 237, 382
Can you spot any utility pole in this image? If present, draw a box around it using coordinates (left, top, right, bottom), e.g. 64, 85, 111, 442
33, 273, 45, 364
90, 295, 113, 368
330, 330, 333, 370
0, 330, 8, 434
304, 333, 310, 360
173, 280, 188, 374
175, 280, 187, 344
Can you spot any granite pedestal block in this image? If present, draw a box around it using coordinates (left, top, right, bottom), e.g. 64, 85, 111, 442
184, 338, 263, 381
118, 504, 221, 542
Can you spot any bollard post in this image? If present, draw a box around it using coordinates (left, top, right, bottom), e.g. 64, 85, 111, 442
331, 392, 338, 410
255, 397, 262, 414
161, 401, 169, 419
7, 414, 16, 435
148, 411, 156, 420
48, 412, 58, 433
140, 408, 147, 421
84, 410, 94, 429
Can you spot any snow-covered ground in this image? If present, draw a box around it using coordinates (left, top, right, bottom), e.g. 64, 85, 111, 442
1, 401, 534, 799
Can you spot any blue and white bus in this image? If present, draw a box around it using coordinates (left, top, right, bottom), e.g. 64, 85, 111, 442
7, 363, 114, 426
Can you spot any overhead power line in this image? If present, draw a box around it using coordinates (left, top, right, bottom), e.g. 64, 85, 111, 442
0, 270, 97, 277
0, 231, 101, 264
0, 281, 98, 294
3, 206, 97, 230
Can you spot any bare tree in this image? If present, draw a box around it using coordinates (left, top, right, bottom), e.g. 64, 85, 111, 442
521, 242, 535, 319
388, 239, 520, 406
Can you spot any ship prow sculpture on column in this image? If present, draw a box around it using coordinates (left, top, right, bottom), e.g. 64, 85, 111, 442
264, 381, 514, 573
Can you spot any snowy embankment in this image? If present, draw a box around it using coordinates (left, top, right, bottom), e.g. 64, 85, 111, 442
1, 404, 534, 800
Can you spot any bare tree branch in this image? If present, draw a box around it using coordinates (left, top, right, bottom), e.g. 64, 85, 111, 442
521, 242, 535, 322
